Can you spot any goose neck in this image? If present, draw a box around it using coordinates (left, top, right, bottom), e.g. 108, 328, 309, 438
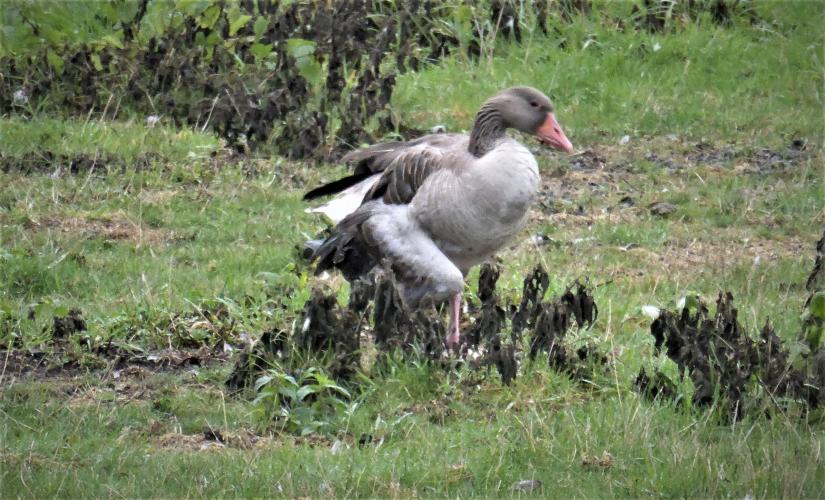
468, 103, 506, 157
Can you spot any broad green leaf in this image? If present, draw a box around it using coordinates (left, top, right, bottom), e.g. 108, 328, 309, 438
103, 32, 124, 50
199, 5, 221, 29
296, 385, 317, 401
297, 58, 323, 86
113, 0, 140, 23
142, 2, 173, 37
806, 323, 823, 351
253, 375, 273, 391
278, 387, 298, 401
453, 4, 473, 25
249, 43, 272, 62
46, 49, 64, 74
810, 292, 825, 320
253, 17, 268, 38
788, 341, 811, 372
313, 372, 333, 386
206, 31, 221, 47
287, 38, 316, 60
229, 14, 252, 37
178, 0, 211, 17
99, 3, 119, 23
90, 53, 103, 72
684, 292, 701, 310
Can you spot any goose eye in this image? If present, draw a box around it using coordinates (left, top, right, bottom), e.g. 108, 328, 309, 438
529, 101, 538, 107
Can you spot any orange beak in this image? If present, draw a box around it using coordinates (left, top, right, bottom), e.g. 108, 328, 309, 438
536, 113, 574, 154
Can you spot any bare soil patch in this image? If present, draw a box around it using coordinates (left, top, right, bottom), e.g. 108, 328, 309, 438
153, 429, 276, 452
641, 233, 810, 272
28, 212, 175, 245
0, 345, 229, 389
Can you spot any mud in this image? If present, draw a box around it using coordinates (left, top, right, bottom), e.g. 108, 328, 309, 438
0, 344, 227, 388
648, 201, 677, 217
567, 150, 607, 171
688, 140, 813, 174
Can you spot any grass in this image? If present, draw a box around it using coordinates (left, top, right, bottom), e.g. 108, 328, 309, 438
2, 363, 823, 497
393, 1, 823, 147
2, 2, 824, 497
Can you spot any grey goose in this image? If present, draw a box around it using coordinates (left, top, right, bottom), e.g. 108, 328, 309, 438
304, 86, 574, 348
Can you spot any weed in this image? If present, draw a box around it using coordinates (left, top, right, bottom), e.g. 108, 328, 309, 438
252, 365, 352, 436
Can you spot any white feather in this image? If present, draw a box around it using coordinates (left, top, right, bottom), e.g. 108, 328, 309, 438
641, 305, 661, 320
305, 174, 382, 224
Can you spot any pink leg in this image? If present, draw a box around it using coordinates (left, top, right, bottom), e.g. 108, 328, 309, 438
446, 293, 461, 348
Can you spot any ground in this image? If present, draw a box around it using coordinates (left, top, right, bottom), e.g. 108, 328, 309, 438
1, 2, 824, 497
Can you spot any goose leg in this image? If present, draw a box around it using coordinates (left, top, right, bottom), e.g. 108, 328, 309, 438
447, 293, 461, 348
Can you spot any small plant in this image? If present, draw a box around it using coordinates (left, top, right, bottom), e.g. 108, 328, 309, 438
252, 365, 351, 436
803, 291, 825, 351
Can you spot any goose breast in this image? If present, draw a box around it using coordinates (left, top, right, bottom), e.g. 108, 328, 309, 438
412, 138, 540, 271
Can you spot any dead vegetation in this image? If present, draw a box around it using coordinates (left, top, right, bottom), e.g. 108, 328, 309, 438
224, 263, 604, 391
643, 292, 825, 419
153, 429, 276, 452
2, 1, 759, 158
29, 213, 174, 246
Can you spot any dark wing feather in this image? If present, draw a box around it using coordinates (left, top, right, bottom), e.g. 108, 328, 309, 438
312, 205, 377, 280
311, 135, 462, 280
303, 171, 373, 201
362, 145, 446, 205
303, 134, 463, 201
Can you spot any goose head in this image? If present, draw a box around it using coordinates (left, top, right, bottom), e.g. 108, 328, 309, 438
482, 86, 575, 154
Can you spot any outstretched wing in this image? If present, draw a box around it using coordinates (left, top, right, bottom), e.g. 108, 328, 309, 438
361, 143, 448, 205
308, 134, 464, 283
304, 133, 465, 203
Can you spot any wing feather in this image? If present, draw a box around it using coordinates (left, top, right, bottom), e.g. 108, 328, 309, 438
362, 144, 448, 205
304, 133, 464, 204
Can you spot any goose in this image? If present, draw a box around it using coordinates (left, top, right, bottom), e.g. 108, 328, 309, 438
304, 86, 574, 348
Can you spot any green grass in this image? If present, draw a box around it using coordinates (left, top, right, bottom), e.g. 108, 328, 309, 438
2, 2, 825, 497
393, 1, 824, 148
2, 363, 822, 497
0, 116, 221, 162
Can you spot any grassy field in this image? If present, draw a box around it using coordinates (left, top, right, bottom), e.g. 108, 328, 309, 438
1, 2, 824, 497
